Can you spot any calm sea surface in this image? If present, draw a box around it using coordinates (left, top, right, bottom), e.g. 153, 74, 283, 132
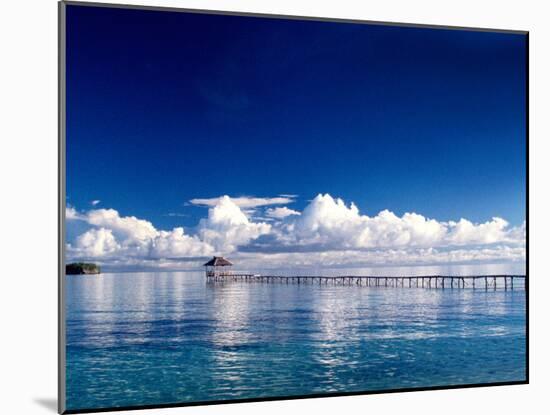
66, 267, 526, 411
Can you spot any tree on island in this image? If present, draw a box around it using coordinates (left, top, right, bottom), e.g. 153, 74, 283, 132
66, 262, 101, 275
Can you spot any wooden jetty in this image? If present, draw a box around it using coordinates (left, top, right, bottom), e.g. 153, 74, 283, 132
205, 273, 525, 290
203, 256, 525, 290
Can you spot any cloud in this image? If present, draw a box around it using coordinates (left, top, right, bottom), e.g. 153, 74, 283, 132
232, 245, 526, 270
507, 220, 526, 242
70, 228, 120, 257
65, 193, 525, 270
149, 228, 214, 258
272, 194, 524, 250
190, 195, 295, 208
66, 206, 82, 220
91, 200, 101, 206
86, 208, 158, 242
198, 196, 271, 252
447, 217, 510, 245
67, 208, 213, 261
66, 197, 269, 262
266, 206, 301, 219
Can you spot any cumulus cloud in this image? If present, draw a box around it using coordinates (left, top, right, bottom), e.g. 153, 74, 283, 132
447, 217, 510, 245
190, 195, 295, 208
198, 196, 271, 252
149, 228, 214, 258
273, 194, 525, 250
507, 220, 526, 242
65, 193, 525, 270
66, 196, 270, 262
266, 206, 301, 219
71, 228, 120, 257
86, 208, 158, 242
67, 208, 213, 260
65, 206, 82, 220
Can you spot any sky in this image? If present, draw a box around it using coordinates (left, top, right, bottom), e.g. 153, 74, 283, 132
65, 5, 527, 272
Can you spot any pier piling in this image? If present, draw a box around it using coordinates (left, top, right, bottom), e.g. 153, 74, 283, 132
205, 273, 525, 291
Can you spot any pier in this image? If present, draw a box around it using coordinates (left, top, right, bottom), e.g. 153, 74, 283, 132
206, 273, 526, 290
203, 256, 525, 290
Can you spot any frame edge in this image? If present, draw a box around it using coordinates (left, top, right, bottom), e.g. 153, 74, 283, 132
58, 1, 67, 413
62, 0, 528, 35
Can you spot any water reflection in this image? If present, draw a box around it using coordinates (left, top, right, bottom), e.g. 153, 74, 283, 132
254, 262, 526, 277
66, 267, 526, 410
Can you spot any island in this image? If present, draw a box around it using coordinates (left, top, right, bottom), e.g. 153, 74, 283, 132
66, 262, 101, 275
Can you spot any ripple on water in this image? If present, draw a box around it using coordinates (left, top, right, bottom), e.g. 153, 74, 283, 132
66, 271, 526, 410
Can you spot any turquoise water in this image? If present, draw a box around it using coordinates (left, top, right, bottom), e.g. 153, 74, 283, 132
65, 270, 526, 411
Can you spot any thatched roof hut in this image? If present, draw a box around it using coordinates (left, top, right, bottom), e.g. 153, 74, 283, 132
203, 256, 233, 267
204, 256, 233, 279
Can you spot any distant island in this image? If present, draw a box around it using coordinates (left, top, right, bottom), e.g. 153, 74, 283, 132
66, 262, 101, 275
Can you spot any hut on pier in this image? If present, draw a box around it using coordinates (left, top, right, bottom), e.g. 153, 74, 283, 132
203, 256, 233, 279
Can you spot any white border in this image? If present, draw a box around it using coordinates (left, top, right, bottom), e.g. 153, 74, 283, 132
1, 1, 547, 415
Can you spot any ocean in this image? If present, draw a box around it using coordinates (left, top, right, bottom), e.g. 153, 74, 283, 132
65, 267, 526, 411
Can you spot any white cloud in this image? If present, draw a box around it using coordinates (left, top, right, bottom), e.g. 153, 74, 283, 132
190, 195, 295, 208
67, 208, 213, 261
447, 217, 510, 245
275, 194, 524, 250
266, 206, 301, 219
65, 193, 525, 270
198, 196, 271, 252
67, 197, 269, 262
232, 245, 526, 270
163, 212, 187, 217
65, 206, 82, 220
507, 220, 526, 242
91, 200, 101, 206
149, 228, 214, 258
71, 228, 120, 257
86, 208, 158, 242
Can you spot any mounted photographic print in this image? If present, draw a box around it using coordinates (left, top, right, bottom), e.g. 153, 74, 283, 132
59, 1, 528, 413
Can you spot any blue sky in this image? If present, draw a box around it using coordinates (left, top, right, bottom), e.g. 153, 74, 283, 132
65, 5, 526, 270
